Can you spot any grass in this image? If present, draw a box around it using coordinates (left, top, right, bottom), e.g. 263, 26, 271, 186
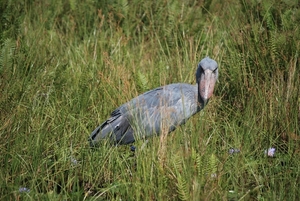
1, 0, 300, 200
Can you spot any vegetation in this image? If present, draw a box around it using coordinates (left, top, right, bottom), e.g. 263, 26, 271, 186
1, 0, 299, 200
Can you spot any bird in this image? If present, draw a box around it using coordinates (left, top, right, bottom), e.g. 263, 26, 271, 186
89, 57, 218, 146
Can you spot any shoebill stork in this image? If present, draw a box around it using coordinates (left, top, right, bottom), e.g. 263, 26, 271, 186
89, 57, 218, 146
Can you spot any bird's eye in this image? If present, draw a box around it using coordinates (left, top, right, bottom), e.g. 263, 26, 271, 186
213, 67, 218, 73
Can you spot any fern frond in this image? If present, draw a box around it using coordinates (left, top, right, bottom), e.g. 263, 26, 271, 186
120, 0, 129, 16
137, 70, 149, 91
201, 153, 218, 177
68, 0, 76, 11
173, 154, 183, 173
281, 9, 293, 30
0, 38, 15, 72
165, 1, 179, 47
269, 32, 278, 63
209, 153, 218, 175
261, 1, 275, 31
191, 147, 197, 161
176, 175, 190, 201
265, 10, 275, 31
195, 153, 202, 177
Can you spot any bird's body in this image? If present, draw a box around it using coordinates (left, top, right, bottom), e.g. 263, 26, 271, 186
89, 57, 218, 146
90, 83, 200, 145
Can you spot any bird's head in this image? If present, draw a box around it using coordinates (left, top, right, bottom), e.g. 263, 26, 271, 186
196, 57, 218, 106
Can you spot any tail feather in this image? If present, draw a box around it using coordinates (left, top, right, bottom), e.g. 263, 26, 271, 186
89, 110, 135, 146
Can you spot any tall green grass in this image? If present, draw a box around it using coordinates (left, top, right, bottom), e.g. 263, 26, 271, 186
1, 0, 299, 200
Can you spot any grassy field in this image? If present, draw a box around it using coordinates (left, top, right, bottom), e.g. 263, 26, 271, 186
1, 0, 300, 200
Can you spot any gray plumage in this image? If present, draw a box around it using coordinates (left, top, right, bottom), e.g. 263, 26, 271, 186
89, 57, 218, 146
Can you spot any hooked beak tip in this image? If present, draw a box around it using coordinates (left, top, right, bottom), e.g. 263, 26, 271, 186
203, 98, 208, 106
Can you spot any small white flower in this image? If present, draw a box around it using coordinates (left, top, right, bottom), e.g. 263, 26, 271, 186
210, 173, 217, 178
70, 157, 79, 166
229, 148, 240, 154
265, 147, 276, 157
19, 187, 30, 193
